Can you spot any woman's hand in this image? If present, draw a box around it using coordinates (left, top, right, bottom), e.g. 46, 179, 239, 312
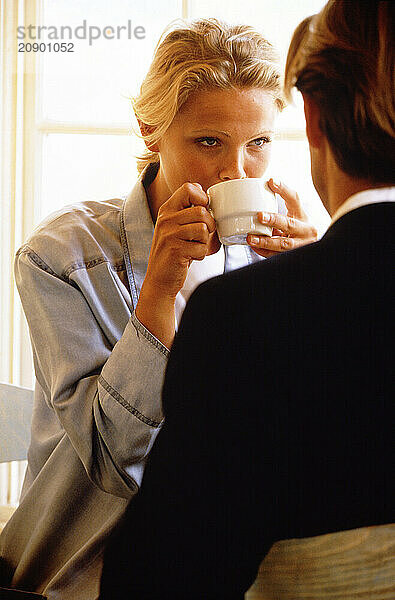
247, 178, 318, 258
136, 182, 216, 348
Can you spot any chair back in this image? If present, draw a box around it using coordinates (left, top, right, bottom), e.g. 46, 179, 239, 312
246, 524, 395, 599
0, 383, 34, 463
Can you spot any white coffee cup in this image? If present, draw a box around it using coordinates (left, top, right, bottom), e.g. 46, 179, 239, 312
207, 178, 277, 246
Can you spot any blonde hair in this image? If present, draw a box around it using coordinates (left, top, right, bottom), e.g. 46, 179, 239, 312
284, 0, 395, 184
133, 18, 285, 174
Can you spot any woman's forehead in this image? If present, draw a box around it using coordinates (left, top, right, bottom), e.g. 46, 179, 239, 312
175, 87, 277, 131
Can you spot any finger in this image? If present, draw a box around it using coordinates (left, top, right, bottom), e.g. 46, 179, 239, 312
164, 182, 209, 212
257, 211, 313, 238
178, 222, 210, 245
246, 246, 277, 258
178, 234, 210, 262
174, 205, 216, 234
247, 234, 300, 253
267, 178, 307, 220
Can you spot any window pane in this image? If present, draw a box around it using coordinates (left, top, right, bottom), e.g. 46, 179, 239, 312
39, 0, 183, 123
188, 0, 326, 59
39, 133, 141, 221
188, 0, 327, 130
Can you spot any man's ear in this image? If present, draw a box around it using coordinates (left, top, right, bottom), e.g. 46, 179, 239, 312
137, 117, 159, 152
302, 93, 323, 149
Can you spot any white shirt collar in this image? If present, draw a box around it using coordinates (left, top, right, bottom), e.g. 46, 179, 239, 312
331, 186, 395, 225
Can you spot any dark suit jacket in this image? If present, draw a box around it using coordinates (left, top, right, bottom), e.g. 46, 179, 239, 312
100, 202, 394, 600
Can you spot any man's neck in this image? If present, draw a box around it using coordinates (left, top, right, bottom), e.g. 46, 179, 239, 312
325, 155, 388, 217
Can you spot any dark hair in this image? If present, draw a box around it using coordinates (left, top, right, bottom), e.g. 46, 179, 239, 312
284, 1, 395, 184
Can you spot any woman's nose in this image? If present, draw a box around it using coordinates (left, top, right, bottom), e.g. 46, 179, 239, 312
218, 153, 247, 181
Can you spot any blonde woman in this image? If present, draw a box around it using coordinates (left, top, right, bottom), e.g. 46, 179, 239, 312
0, 19, 316, 599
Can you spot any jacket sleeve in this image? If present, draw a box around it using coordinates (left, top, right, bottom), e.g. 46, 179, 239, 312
15, 247, 168, 499
100, 277, 268, 600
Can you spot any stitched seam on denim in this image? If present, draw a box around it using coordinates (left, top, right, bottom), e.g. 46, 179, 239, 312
120, 200, 139, 309
98, 375, 162, 428
63, 258, 125, 280
131, 312, 170, 358
22, 247, 68, 282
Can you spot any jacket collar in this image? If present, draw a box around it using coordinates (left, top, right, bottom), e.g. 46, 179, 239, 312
330, 186, 395, 226
322, 200, 394, 242
120, 164, 158, 309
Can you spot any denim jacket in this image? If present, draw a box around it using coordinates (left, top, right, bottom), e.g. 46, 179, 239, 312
0, 165, 262, 599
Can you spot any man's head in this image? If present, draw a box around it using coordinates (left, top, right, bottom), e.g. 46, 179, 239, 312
284, 1, 394, 207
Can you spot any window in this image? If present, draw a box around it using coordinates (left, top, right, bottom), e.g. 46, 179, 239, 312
2, 0, 329, 386
1, 0, 328, 505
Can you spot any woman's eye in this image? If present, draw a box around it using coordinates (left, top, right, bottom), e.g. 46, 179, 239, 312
250, 137, 271, 147
197, 137, 219, 147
